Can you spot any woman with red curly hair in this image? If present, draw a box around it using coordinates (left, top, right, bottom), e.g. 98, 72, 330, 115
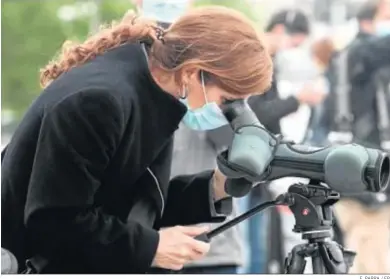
1, 6, 273, 274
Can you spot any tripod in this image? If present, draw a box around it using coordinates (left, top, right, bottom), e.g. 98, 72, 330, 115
283, 182, 356, 274
196, 181, 356, 274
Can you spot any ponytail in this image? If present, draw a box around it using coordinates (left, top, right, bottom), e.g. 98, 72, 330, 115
40, 14, 162, 88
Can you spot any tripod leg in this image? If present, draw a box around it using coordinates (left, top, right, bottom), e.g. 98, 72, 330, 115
318, 241, 355, 274
312, 255, 326, 274
284, 244, 307, 274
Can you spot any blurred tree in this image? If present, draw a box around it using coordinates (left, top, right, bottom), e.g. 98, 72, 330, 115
101, 0, 135, 23
2, 0, 71, 118
194, 0, 263, 23
1, 0, 134, 120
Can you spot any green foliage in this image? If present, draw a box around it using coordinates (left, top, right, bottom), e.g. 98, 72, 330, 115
101, 0, 135, 23
2, 0, 70, 117
1, 0, 134, 120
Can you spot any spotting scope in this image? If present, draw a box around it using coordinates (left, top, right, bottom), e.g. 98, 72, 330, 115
217, 99, 390, 197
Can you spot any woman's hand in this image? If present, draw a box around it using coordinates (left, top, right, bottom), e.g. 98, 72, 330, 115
296, 83, 327, 106
212, 168, 229, 201
152, 225, 210, 270
263, 32, 291, 55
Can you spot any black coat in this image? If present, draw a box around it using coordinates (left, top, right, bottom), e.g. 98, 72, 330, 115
1, 43, 230, 274
320, 32, 374, 135
320, 33, 390, 145
320, 34, 390, 206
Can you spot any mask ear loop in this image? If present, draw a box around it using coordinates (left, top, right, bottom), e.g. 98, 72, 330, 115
180, 84, 188, 99
201, 70, 208, 103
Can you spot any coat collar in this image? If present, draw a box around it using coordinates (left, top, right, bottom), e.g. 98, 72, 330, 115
106, 42, 187, 141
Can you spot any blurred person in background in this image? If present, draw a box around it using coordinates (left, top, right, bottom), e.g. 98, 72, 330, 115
317, 0, 379, 147
206, 9, 326, 274
259, 10, 330, 274
321, 0, 390, 273
1, 6, 274, 273
134, 0, 243, 274
323, 0, 386, 140
251, 9, 325, 135
133, 0, 193, 28
304, 37, 335, 146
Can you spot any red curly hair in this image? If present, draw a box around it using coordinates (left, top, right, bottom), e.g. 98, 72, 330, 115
40, 6, 273, 97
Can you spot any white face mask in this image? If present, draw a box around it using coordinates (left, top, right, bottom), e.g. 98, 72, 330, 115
140, 0, 189, 24
180, 71, 229, 131
375, 20, 390, 36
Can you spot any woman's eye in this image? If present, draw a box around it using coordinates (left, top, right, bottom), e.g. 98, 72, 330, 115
222, 98, 234, 104
222, 97, 234, 103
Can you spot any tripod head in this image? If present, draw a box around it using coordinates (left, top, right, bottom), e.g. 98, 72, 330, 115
287, 181, 337, 238
284, 182, 356, 274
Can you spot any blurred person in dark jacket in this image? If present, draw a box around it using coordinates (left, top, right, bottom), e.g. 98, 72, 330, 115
322, 0, 389, 143
317, 0, 380, 147
346, 0, 390, 148
336, 40, 390, 274
320, 0, 390, 273
1, 7, 274, 274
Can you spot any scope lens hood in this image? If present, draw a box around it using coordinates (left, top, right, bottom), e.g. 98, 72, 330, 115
373, 152, 390, 192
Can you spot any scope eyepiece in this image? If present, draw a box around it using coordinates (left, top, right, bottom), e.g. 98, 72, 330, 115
369, 152, 390, 192
220, 99, 248, 123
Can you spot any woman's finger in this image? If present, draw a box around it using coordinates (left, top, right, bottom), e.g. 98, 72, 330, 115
187, 238, 210, 255
176, 225, 209, 237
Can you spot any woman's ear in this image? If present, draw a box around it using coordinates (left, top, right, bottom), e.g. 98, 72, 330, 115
180, 66, 200, 85
150, 67, 180, 96
151, 67, 170, 84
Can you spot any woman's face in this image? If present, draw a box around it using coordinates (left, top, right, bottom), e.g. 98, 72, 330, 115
183, 69, 251, 110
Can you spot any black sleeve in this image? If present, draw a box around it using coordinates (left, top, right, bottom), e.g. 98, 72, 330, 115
361, 35, 390, 72
160, 171, 232, 227
24, 90, 159, 273
248, 95, 299, 127
318, 68, 337, 132
350, 35, 390, 83
319, 93, 334, 131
